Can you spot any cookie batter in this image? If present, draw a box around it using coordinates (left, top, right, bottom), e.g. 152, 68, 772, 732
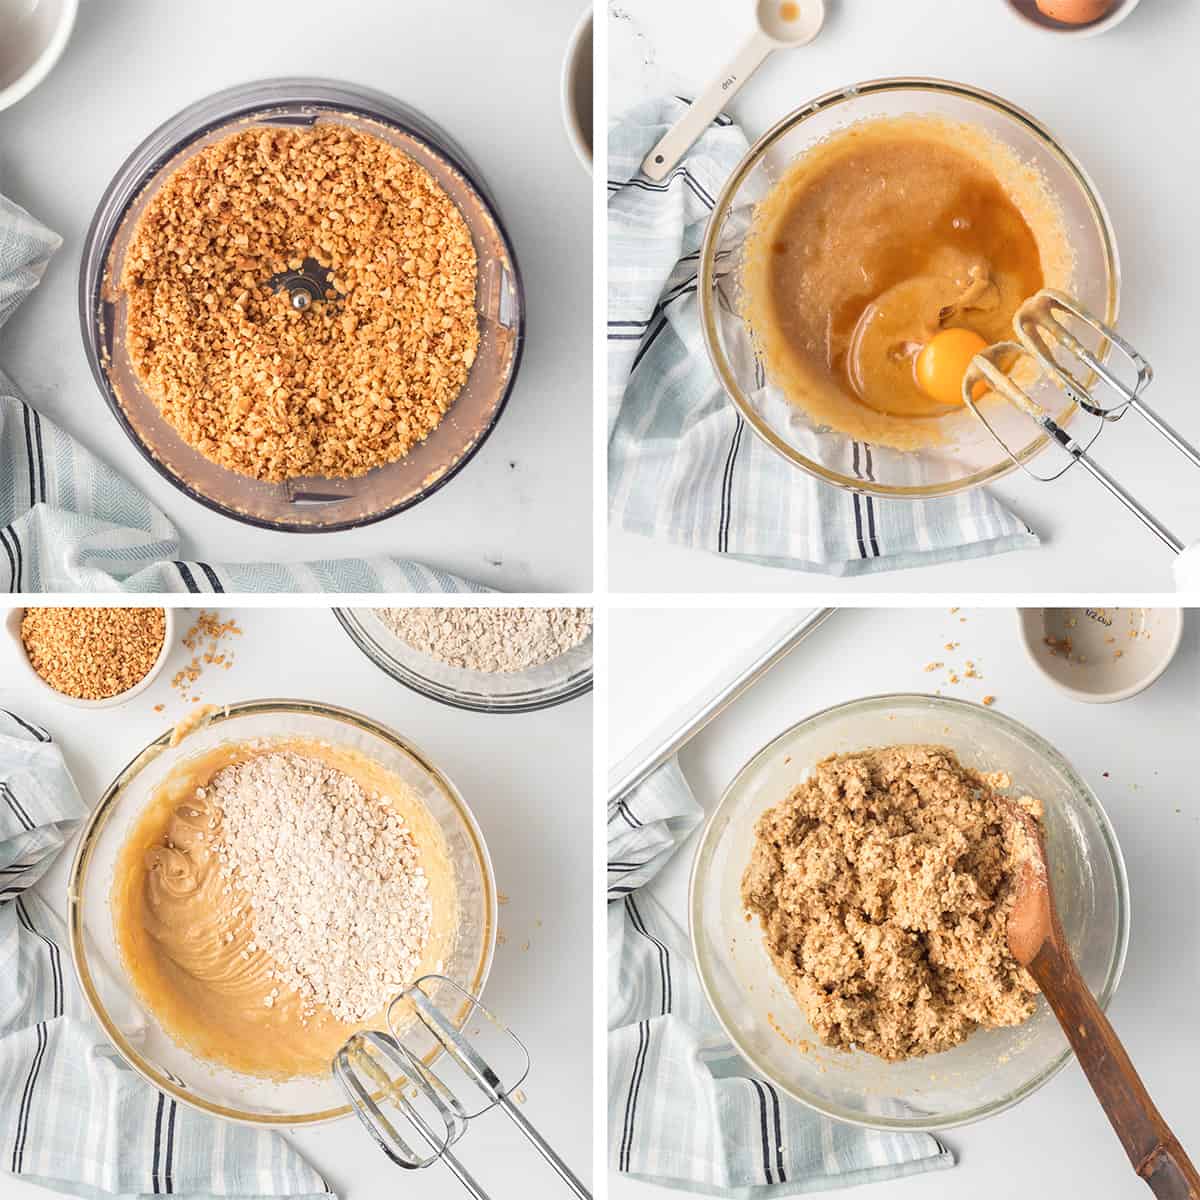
741, 744, 1040, 1061
741, 116, 1074, 449
112, 737, 458, 1079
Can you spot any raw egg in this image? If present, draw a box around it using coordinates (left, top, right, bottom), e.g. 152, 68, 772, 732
1034, 0, 1115, 25
915, 328, 989, 408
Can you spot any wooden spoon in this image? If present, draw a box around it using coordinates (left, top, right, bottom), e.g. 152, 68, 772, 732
1006, 805, 1199, 1198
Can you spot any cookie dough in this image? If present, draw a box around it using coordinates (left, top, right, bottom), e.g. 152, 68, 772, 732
741, 744, 1040, 1061
111, 737, 458, 1079
741, 116, 1074, 450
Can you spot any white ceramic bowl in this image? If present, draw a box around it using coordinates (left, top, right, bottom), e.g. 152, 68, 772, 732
561, 7, 593, 171
3, 606, 176, 708
0, 0, 77, 112
1018, 607, 1183, 703
1006, 0, 1143, 38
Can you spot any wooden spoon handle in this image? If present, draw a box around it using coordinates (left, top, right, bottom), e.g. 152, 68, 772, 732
1032, 941, 1200, 1199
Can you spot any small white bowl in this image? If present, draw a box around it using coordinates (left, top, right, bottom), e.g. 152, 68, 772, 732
4, 606, 177, 709
1018, 607, 1183, 704
561, 6, 593, 172
0, 0, 78, 113
1006, 0, 1142, 38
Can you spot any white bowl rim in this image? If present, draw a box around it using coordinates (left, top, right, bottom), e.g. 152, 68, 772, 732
1006, 0, 1143, 39
560, 5, 593, 172
4, 606, 176, 709
688, 690, 1131, 1132
1017, 607, 1184, 704
0, 0, 79, 113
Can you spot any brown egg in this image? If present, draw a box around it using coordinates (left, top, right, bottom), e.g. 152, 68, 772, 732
1035, 0, 1116, 23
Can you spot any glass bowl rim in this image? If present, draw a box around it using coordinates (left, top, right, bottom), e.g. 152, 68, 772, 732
78, 76, 526, 534
66, 696, 498, 1127
687, 691, 1131, 1132
333, 607, 594, 714
698, 75, 1122, 499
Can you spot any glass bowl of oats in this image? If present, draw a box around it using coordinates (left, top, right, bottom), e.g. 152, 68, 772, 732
334, 606, 593, 713
68, 698, 497, 1125
80, 78, 524, 532
690, 693, 1129, 1131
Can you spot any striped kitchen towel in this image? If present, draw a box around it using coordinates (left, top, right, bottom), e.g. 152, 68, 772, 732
0, 193, 484, 594
607, 759, 954, 1194
608, 97, 1037, 576
0, 709, 334, 1199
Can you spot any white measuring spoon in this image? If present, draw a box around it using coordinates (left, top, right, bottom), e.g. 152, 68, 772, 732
640, 0, 826, 182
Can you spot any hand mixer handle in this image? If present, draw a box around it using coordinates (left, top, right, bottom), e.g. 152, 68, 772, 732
498, 1095, 592, 1200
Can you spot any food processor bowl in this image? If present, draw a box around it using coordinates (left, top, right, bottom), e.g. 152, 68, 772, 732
690, 693, 1129, 1131
68, 699, 497, 1126
334, 607, 593, 713
80, 78, 524, 532
699, 78, 1120, 498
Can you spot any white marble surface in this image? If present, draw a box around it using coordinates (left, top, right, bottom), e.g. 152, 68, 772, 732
609, 605, 1199, 1200
0, 605, 593, 1200
608, 0, 1200, 593
0, 0, 593, 592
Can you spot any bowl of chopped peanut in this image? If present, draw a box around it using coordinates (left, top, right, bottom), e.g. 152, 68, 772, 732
4, 606, 176, 708
80, 79, 525, 533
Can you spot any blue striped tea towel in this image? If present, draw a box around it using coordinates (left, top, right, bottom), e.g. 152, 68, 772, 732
607, 98, 1038, 576
0, 193, 484, 595
0, 708, 333, 1199
608, 759, 954, 1195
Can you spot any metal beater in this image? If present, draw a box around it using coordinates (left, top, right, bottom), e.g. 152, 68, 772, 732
333, 975, 591, 1200
962, 288, 1200, 554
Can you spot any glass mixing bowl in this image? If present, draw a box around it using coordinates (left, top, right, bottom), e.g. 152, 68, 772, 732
334, 607, 593, 713
80, 78, 524, 532
699, 78, 1120, 498
67, 699, 497, 1125
690, 694, 1129, 1131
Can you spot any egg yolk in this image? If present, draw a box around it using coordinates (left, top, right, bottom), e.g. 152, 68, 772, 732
915, 328, 990, 407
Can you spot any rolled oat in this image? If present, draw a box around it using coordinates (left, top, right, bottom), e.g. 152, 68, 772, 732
209, 750, 432, 1023
375, 606, 592, 672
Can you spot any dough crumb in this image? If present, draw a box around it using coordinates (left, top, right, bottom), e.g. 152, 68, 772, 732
742, 744, 1039, 1062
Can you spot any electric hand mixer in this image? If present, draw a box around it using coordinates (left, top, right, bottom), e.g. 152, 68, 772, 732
963, 288, 1200, 559
332, 975, 591, 1200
